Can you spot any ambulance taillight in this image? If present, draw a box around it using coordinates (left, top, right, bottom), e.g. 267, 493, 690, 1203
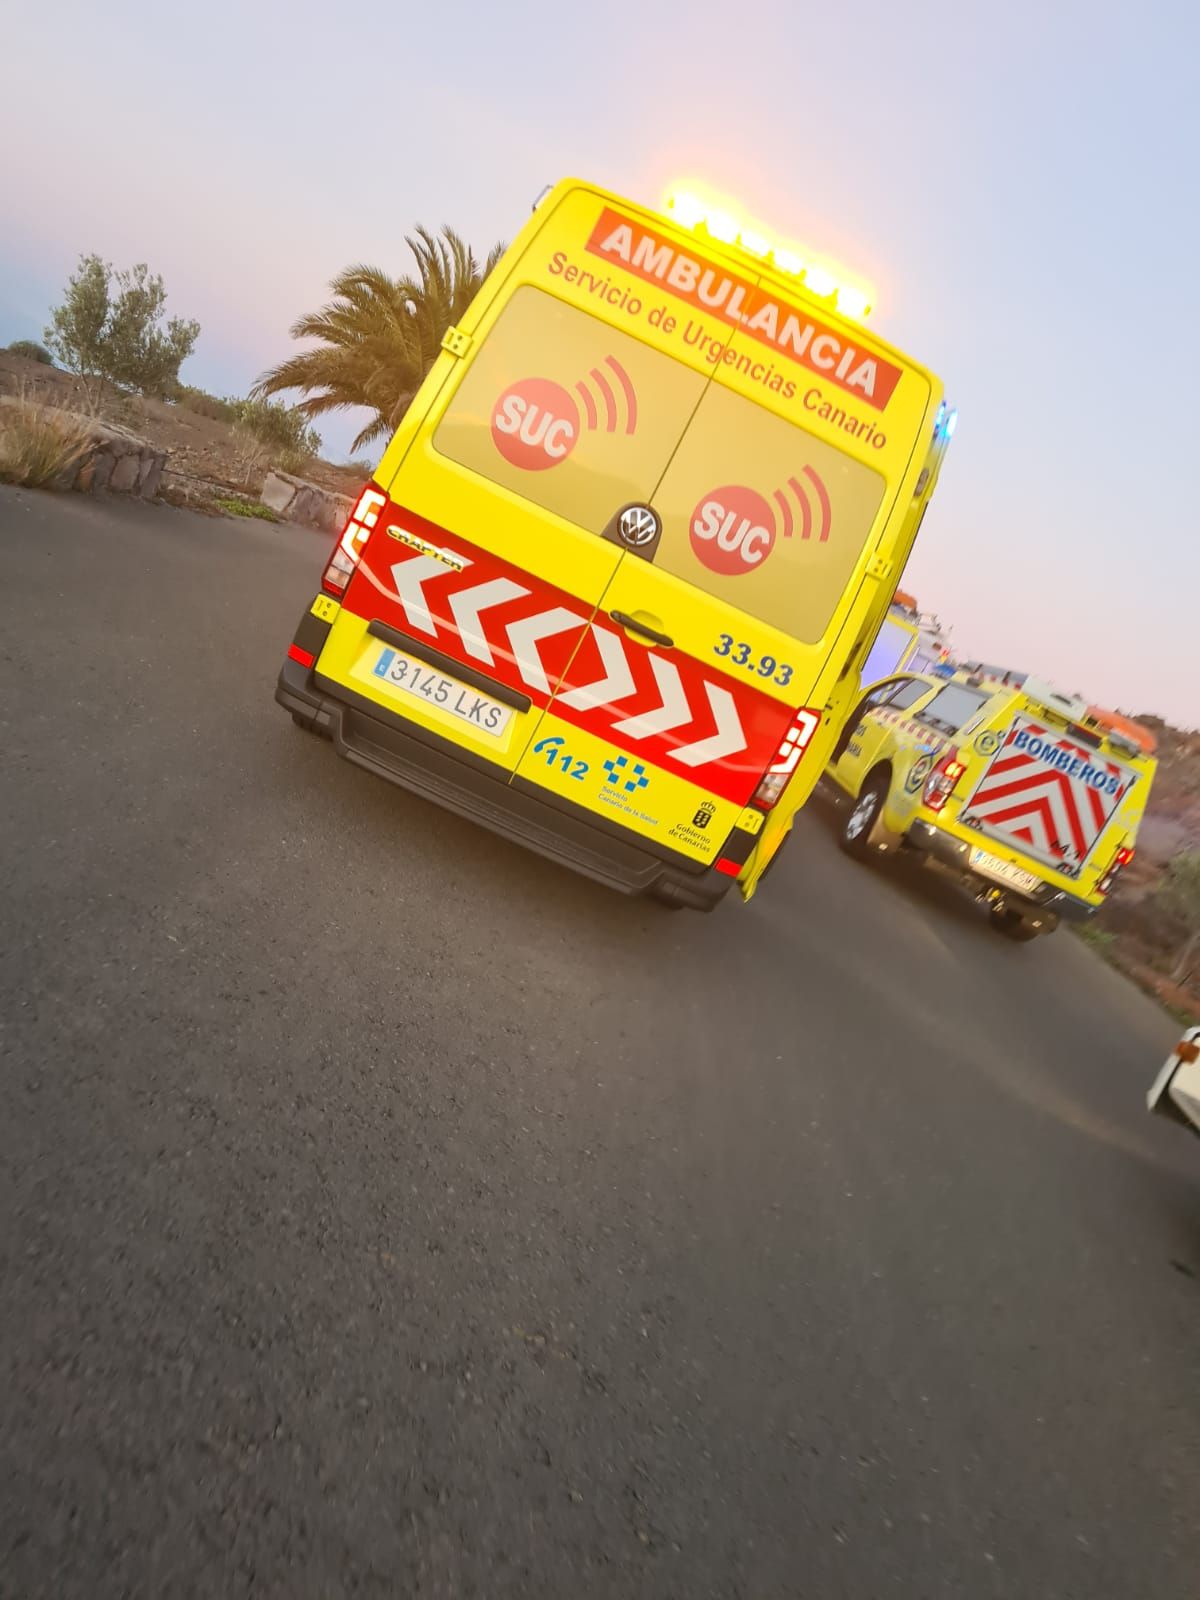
323, 487, 387, 597
924, 748, 966, 812
753, 708, 822, 810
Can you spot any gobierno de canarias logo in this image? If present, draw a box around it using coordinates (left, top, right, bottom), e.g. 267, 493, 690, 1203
690, 467, 831, 577
491, 355, 638, 470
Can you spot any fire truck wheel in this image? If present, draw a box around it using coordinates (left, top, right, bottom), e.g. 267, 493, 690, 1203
840, 774, 888, 860
990, 906, 1050, 941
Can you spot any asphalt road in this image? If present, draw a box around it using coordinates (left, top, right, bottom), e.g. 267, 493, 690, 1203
1, 486, 1196, 1600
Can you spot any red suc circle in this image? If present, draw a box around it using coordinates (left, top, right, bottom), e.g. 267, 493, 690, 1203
689, 484, 776, 576
491, 377, 580, 471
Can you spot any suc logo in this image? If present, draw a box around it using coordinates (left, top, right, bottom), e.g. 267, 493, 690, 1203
690, 468, 831, 578
690, 484, 777, 576
492, 377, 580, 471
491, 356, 639, 472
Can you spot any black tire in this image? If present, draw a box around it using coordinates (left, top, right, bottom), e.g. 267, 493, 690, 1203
839, 774, 887, 859
990, 906, 1046, 942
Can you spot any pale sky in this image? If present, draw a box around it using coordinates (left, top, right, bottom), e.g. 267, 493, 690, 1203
3, 0, 1197, 725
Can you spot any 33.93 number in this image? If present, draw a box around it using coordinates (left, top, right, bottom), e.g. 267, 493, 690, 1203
714, 635, 793, 687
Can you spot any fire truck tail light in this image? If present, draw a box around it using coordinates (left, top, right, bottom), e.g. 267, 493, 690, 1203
1098, 843, 1136, 896
324, 485, 386, 595
924, 748, 965, 812
753, 708, 821, 810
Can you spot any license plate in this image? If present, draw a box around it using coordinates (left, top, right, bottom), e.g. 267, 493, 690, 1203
969, 846, 1040, 895
370, 646, 513, 737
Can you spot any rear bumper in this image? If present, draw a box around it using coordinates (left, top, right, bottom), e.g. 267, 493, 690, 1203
905, 819, 1097, 923
276, 656, 733, 909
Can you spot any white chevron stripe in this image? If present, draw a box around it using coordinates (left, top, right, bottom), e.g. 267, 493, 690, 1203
670, 684, 747, 767
505, 608, 583, 695
447, 578, 528, 664
557, 625, 637, 711
1004, 805, 1055, 855
389, 555, 469, 636
971, 776, 1085, 860
610, 655, 690, 739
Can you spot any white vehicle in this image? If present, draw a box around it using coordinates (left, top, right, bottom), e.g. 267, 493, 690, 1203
1147, 1026, 1200, 1137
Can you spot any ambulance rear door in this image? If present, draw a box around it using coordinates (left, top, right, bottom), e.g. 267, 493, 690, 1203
322, 214, 713, 781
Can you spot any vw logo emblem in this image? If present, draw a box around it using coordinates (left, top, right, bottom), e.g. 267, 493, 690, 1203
618, 505, 660, 548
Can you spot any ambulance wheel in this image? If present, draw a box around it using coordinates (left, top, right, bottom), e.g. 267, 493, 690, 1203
840, 775, 887, 859
990, 906, 1049, 942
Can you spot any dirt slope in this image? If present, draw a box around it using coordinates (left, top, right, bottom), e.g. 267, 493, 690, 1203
0, 351, 367, 499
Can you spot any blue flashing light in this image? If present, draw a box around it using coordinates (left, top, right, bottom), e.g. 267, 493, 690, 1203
945, 408, 958, 439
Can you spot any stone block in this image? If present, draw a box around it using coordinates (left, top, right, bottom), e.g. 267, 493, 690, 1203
139, 455, 164, 499
90, 450, 115, 492
109, 452, 141, 493
261, 470, 298, 516
261, 470, 353, 534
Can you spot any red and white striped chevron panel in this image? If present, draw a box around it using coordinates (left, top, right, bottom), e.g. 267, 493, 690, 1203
342, 499, 795, 805
962, 714, 1135, 868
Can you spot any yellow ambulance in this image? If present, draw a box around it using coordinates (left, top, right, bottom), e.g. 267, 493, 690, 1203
825, 670, 1155, 938
277, 179, 955, 909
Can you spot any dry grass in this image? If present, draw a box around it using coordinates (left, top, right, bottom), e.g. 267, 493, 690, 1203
0, 389, 94, 488
229, 426, 277, 491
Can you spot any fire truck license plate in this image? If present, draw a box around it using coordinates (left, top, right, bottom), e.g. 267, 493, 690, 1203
969, 847, 1040, 895
371, 647, 513, 737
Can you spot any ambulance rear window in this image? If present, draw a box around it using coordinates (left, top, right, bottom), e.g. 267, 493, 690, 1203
432, 283, 886, 642
649, 380, 886, 641
432, 286, 705, 532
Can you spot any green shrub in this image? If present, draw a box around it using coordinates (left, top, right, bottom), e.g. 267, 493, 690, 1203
46, 253, 200, 398
227, 396, 321, 461
214, 496, 278, 520
6, 339, 54, 365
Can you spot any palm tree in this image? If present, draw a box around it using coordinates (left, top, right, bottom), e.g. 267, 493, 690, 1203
253, 226, 505, 454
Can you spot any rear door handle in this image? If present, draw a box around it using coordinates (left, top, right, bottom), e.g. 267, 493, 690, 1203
610, 611, 674, 649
